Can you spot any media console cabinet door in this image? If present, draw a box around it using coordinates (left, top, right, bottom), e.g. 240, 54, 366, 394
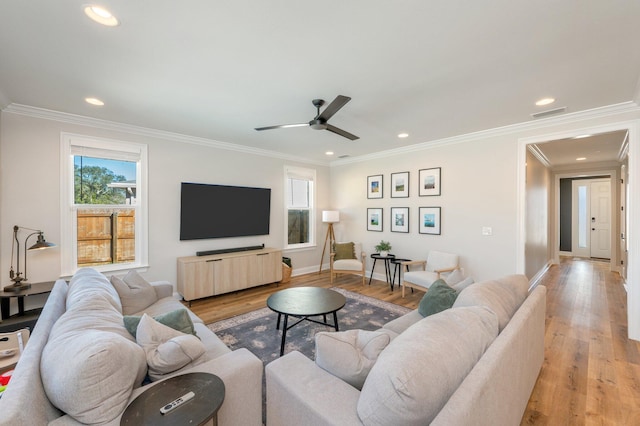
177, 248, 284, 301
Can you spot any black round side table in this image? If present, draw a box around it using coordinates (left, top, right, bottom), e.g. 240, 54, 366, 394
121, 372, 225, 426
368, 253, 396, 288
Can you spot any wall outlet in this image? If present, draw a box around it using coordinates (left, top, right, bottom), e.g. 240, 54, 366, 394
482, 227, 492, 236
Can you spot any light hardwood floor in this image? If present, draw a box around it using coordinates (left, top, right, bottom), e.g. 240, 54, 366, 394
187, 258, 640, 425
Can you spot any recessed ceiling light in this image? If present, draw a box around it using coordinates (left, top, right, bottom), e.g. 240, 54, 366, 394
576, 157, 587, 161
535, 98, 555, 106
574, 134, 592, 139
84, 5, 119, 26
85, 97, 104, 106
325, 151, 334, 156
397, 133, 409, 138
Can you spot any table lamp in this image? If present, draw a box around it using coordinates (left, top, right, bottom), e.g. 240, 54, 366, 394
5, 226, 56, 292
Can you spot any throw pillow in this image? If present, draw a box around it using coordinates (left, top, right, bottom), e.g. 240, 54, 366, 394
315, 329, 391, 390
135, 314, 206, 381
333, 242, 356, 260
124, 308, 197, 339
444, 268, 465, 285
451, 276, 474, 292
417, 279, 458, 317
110, 270, 158, 315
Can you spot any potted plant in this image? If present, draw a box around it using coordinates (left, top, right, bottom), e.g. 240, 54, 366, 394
375, 240, 392, 257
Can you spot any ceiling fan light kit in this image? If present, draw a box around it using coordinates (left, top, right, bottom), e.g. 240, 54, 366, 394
255, 95, 359, 141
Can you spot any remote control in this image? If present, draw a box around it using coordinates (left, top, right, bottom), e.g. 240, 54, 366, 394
159, 391, 195, 415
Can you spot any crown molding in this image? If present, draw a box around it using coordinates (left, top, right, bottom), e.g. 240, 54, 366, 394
527, 144, 551, 168
2, 103, 330, 167
331, 101, 640, 166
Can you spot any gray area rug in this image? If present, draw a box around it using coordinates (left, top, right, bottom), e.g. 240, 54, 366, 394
207, 287, 411, 364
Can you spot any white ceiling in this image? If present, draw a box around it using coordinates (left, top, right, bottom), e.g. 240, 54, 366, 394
1, 1, 640, 164
533, 130, 628, 169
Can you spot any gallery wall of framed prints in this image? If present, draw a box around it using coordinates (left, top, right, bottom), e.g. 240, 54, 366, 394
365, 167, 443, 235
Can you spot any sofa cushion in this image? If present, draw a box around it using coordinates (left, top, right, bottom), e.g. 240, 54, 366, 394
110, 270, 158, 315
135, 296, 204, 324
452, 274, 529, 331
315, 329, 391, 390
42, 330, 147, 424
42, 268, 148, 424
357, 306, 499, 426
403, 270, 440, 289
417, 279, 458, 317
136, 314, 206, 381
124, 308, 197, 338
382, 309, 424, 335
333, 242, 356, 260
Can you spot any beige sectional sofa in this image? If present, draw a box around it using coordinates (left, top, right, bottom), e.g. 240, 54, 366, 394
0, 268, 263, 426
266, 274, 546, 425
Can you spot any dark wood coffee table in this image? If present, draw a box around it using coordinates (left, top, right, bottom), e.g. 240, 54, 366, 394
267, 287, 346, 356
121, 372, 225, 426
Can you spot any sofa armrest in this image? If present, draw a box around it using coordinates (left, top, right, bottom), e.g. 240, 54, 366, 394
119, 348, 263, 426
266, 351, 363, 426
150, 281, 173, 299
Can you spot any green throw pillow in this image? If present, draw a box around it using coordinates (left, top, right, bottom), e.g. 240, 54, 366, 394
418, 279, 459, 317
124, 308, 197, 339
333, 242, 356, 260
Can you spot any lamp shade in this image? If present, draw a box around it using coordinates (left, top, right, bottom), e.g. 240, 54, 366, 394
322, 210, 340, 223
28, 233, 56, 250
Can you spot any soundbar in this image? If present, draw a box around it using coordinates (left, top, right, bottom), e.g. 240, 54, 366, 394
196, 244, 265, 257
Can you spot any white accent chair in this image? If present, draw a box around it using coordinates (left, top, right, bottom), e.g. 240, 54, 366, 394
330, 242, 366, 286
401, 251, 459, 297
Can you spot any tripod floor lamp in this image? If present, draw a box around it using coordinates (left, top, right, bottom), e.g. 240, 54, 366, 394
319, 210, 339, 273
6, 225, 56, 292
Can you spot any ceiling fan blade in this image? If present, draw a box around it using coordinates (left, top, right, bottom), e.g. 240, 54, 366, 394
255, 123, 309, 131
317, 95, 351, 121
326, 124, 359, 141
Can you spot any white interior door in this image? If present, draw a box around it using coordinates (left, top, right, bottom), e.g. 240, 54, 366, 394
572, 178, 611, 259
590, 179, 611, 259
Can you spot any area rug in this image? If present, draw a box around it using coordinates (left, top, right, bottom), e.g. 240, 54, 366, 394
207, 287, 411, 364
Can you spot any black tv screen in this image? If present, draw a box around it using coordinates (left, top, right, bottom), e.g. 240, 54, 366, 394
180, 182, 271, 240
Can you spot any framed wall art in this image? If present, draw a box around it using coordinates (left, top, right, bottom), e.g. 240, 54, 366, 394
391, 207, 409, 233
391, 171, 409, 198
367, 174, 383, 199
367, 208, 383, 231
419, 207, 441, 235
419, 167, 441, 196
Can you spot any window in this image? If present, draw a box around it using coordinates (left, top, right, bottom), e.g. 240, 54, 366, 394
61, 134, 148, 275
284, 166, 315, 249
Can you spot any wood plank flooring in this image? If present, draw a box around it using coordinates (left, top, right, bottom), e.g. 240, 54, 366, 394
187, 259, 640, 425
521, 257, 640, 425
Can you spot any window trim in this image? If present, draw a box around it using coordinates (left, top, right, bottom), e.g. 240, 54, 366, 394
284, 165, 316, 250
60, 133, 149, 275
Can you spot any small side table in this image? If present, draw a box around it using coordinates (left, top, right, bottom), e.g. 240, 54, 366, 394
0, 282, 55, 333
121, 372, 225, 426
390, 258, 411, 291
368, 253, 396, 289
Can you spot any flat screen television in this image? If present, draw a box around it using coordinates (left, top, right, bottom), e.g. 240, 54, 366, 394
180, 182, 271, 240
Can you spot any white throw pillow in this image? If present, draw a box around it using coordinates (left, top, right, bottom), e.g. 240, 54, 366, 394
111, 270, 158, 315
315, 329, 391, 390
444, 268, 465, 285
136, 314, 206, 381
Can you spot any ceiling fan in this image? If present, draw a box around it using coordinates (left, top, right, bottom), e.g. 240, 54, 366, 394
255, 95, 359, 141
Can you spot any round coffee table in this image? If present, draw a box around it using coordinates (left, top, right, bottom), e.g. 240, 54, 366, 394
267, 287, 346, 356
121, 372, 225, 426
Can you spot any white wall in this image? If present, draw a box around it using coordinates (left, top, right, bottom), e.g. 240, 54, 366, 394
330, 135, 519, 282
0, 111, 330, 296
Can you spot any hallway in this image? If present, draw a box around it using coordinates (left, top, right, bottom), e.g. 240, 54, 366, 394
522, 257, 640, 425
